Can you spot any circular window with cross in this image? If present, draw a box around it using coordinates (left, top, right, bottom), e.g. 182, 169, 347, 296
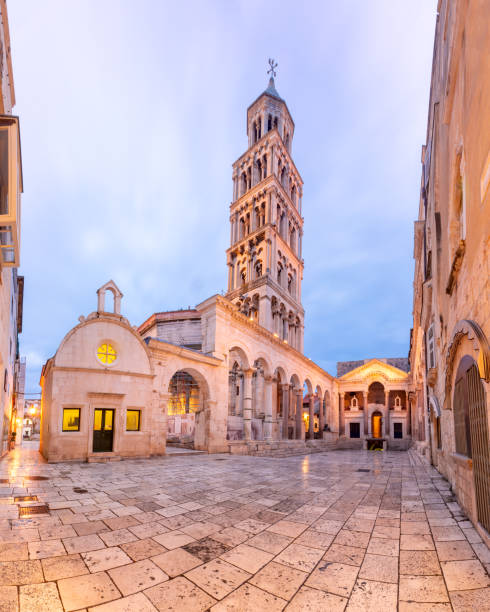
96, 343, 117, 365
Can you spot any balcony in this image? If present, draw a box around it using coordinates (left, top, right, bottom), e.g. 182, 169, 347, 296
0, 116, 22, 267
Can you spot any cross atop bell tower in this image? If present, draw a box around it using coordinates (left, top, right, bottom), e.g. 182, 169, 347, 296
226, 64, 305, 352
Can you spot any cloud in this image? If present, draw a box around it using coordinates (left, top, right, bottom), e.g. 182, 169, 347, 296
7, 0, 437, 392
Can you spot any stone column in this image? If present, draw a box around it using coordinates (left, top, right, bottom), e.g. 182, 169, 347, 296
295, 389, 303, 440
243, 369, 253, 441
406, 391, 412, 435
282, 384, 290, 439
339, 392, 345, 436
319, 397, 325, 433
308, 395, 314, 439
363, 392, 368, 436
385, 390, 390, 436
264, 377, 273, 441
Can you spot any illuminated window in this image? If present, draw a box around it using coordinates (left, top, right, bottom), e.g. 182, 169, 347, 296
97, 343, 117, 365
62, 408, 80, 431
126, 410, 141, 431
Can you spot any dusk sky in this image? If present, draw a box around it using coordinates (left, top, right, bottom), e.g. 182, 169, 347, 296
8, 1, 438, 394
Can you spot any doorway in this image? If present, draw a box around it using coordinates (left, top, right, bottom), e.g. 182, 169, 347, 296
93, 409, 114, 452
372, 412, 382, 439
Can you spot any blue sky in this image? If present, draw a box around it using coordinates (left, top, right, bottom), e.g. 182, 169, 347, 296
8, 1, 437, 393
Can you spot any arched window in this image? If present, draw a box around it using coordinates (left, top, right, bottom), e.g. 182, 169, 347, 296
277, 264, 283, 286
280, 166, 286, 188
368, 382, 385, 404
395, 396, 401, 408
351, 395, 358, 408
290, 226, 296, 252
273, 117, 278, 129
255, 261, 262, 279
267, 114, 272, 132
262, 155, 267, 179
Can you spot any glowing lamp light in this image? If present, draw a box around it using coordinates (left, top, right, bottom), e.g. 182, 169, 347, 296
16, 418, 21, 426
29, 407, 36, 415
273, 333, 279, 338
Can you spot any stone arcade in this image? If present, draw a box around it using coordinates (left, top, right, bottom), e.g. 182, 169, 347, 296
40, 74, 413, 462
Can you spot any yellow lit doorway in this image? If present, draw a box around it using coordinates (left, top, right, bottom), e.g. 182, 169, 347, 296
372, 412, 382, 439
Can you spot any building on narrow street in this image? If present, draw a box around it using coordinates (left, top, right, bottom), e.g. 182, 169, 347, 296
0, 0, 23, 457
410, 0, 490, 545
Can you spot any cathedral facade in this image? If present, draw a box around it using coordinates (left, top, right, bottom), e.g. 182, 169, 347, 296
40, 75, 412, 463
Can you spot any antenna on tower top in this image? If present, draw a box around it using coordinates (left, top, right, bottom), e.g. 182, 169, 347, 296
267, 58, 278, 79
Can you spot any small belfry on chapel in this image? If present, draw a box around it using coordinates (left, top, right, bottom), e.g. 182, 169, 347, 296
226, 59, 304, 352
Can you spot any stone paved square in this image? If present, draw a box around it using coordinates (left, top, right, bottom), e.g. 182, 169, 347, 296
0, 447, 488, 610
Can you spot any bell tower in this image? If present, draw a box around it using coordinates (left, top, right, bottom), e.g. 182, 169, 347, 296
226, 60, 305, 352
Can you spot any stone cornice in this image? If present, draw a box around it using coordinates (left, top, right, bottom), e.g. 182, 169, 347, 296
198, 294, 334, 381
146, 338, 222, 367
50, 366, 155, 379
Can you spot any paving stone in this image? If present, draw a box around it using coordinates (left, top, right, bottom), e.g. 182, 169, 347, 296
152, 530, 195, 550
366, 537, 399, 557
185, 558, 251, 600
63, 534, 106, 554
400, 550, 441, 575
0, 585, 18, 611
19, 581, 64, 612
180, 537, 229, 563
441, 559, 490, 591
41, 553, 89, 581
220, 543, 273, 573
246, 530, 292, 554
82, 546, 132, 572
346, 578, 398, 611
431, 525, 465, 542
144, 576, 216, 611
284, 585, 346, 610
449, 587, 490, 610
333, 530, 370, 549
275, 542, 324, 573
72, 520, 109, 536
435, 540, 477, 561
0, 560, 43, 586
108, 558, 168, 595
401, 521, 430, 534
119, 538, 166, 561
267, 520, 308, 538
28, 538, 66, 559
250, 560, 307, 599
399, 575, 449, 603
99, 529, 137, 547
57, 571, 120, 611
87, 592, 158, 611
306, 561, 359, 597
208, 526, 250, 547
212, 583, 287, 611
295, 529, 334, 549
0, 541, 28, 561
358, 552, 399, 583
400, 534, 435, 550
151, 547, 202, 576
323, 544, 365, 566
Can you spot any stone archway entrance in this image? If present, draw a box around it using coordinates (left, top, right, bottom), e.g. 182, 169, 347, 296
167, 370, 205, 449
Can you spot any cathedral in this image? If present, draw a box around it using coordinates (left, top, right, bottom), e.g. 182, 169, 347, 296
40, 70, 412, 462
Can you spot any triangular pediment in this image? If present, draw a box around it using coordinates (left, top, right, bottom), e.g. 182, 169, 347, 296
339, 359, 409, 382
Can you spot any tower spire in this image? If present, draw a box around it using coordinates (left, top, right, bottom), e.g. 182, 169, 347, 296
226, 67, 305, 352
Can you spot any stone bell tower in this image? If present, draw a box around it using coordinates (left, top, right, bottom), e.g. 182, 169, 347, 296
226, 60, 305, 352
